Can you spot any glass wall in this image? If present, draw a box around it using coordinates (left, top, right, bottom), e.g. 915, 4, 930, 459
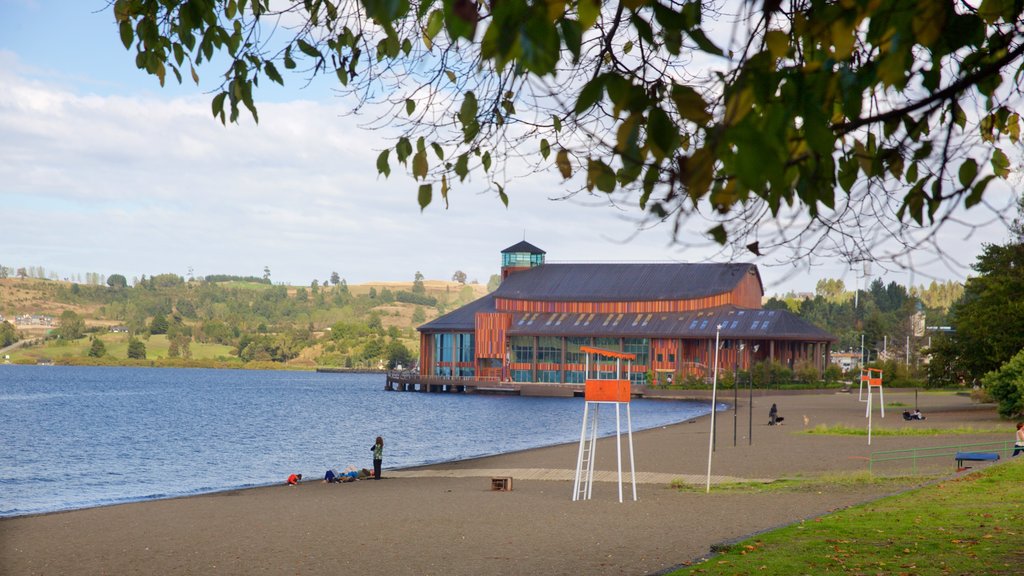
564, 337, 589, 383
624, 338, 650, 385
511, 369, 533, 382
536, 370, 561, 383
536, 336, 562, 364
510, 336, 534, 363
433, 333, 452, 377
502, 252, 545, 268
454, 333, 475, 377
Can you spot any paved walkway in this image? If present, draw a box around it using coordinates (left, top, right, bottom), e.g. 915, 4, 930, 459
386, 467, 771, 485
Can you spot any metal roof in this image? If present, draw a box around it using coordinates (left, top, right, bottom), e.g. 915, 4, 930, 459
494, 262, 761, 302
419, 299, 835, 342
501, 240, 546, 254
505, 306, 836, 341
417, 293, 498, 332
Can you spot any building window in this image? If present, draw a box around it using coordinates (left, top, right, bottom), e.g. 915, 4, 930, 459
510, 336, 534, 364
624, 338, 649, 367
565, 337, 590, 364
537, 336, 562, 364
668, 353, 676, 363
564, 370, 585, 384
433, 333, 452, 363
455, 333, 475, 363
656, 353, 664, 363
511, 369, 532, 382
537, 370, 560, 383
434, 366, 452, 377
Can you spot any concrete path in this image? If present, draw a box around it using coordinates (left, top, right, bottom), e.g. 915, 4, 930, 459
385, 467, 771, 485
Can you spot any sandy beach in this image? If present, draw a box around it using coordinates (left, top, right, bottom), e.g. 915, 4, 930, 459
1, 389, 1010, 575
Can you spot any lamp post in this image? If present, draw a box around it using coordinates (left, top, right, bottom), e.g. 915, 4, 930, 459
705, 324, 722, 494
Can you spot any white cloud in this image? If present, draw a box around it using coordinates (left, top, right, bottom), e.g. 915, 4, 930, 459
0, 47, 1016, 295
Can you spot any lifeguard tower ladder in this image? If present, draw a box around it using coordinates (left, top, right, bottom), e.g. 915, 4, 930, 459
572, 346, 637, 503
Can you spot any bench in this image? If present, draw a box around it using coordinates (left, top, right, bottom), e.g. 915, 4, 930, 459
955, 452, 1000, 470
490, 477, 513, 491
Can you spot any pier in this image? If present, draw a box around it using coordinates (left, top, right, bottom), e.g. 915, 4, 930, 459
385, 370, 586, 397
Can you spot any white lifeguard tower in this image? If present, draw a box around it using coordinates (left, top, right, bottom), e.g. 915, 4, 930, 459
861, 367, 884, 445
572, 346, 637, 503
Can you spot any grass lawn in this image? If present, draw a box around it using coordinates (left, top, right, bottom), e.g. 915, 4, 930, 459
670, 459, 1024, 575
8, 333, 235, 362
803, 424, 1007, 436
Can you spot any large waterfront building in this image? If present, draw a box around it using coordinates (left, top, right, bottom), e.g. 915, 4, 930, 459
417, 242, 836, 386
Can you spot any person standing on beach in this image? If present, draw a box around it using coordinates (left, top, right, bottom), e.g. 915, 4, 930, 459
371, 436, 384, 479
1014, 423, 1024, 457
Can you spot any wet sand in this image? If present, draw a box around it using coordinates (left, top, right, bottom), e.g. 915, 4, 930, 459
0, 389, 1010, 575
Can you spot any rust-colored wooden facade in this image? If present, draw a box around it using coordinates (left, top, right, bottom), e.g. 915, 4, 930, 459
418, 245, 835, 384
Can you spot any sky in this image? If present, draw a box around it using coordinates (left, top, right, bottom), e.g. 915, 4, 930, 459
1, 1, 1019, 296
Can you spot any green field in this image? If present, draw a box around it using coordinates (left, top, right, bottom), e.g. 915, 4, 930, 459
670, 460, 1024, 575
7, 333, 235, 363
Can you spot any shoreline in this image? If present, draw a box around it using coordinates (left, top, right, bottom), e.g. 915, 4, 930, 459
2, 390, 1009, 575
2, 400, 718, 520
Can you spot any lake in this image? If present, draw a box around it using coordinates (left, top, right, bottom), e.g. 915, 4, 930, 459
0, 365, 714, 517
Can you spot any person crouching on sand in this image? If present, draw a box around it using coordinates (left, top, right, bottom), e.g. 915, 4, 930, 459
287, 473, 302, 485
371, 436, 384, 480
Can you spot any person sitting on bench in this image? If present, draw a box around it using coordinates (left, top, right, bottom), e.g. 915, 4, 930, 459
769, 403, 784, 425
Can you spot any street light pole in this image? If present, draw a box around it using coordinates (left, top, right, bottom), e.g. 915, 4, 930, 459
705, 324, 722, 494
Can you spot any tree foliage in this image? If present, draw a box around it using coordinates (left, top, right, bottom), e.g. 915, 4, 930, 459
112, 0, 1023, 268
127, 337, 147, 359
982, 348, 1024, 417
107, 274, 128, 289
58, 310, 85, 340
0, 321, 18, 347
88, 337, 107, 358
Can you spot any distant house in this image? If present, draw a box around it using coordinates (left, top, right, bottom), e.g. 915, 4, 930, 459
110, 326, 129, 333
416, 242, 836, 386
830, 352, 862, 372
15, 314, 54, 326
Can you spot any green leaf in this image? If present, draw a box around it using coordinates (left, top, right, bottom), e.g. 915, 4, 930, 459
556, 149, 572, 179
958, 158, 978, 187
459, 91, 478, 128
765, 30, 788, 59
966, 175, 995, 208
553, 115, 562, 132
575, 76, 604, 115
495, 182, 509, 207
560, 20, 583, 63
264, 60, 284, 85
431, 142, 445, 160
445, 69, 456, 83
647, 108, 679, 160
687, 28, 723, 56
396, 137, 413, 164
586, 158, 616, 192
708, 224, 727, 244
119, 20, 134, 49
454, 153, 469, 181
418, 183, 432, 211
991, 148, 1010, 177
376, 149, 391, 177
426, 9, 444, 39
578, 0, 600, 29
481, 151, 492, 172
540, 138, 551, 159
296, 39, 320, 58
211, 92, 228, 123
671, 84, 711, 124
413, 150, 428, 179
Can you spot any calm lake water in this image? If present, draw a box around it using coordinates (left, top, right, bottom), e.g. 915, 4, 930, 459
0, 365, 715, 517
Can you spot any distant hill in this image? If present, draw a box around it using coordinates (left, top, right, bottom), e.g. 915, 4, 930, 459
0, 276, 490, 369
